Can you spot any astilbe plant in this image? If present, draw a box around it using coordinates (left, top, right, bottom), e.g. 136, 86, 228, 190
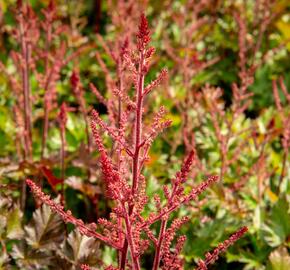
158, 1, 257, 187
162, 0, 220, 155
0, 0, 92, 211
161, 1, 286, 201
197, 2, 287, 198
26, 14, 247, 270
90, 0, 146, 131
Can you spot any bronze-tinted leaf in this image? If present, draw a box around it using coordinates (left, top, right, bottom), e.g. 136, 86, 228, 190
25, 203, 65, 250
57, 230, 101, 268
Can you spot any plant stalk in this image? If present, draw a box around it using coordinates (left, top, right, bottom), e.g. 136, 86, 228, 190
153, 220, 167, 270
19, 9, 33, 210
120, 51, 145, 270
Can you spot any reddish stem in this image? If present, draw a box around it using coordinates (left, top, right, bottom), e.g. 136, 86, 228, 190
152, 181, 179, 270
116, 64, 125, 265
123, 203, 141, 270
41, 22, 52, 160
153, 220, 167, 270
278, 149, 288, 193
60, 125, 66, 207
120, 50, 145, 270
41, 105, 49, 159
132, 51, 145, 193
19, 8, 33, 210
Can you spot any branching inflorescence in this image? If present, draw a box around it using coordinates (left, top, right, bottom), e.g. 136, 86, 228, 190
196, 226, 248, 270
26, 14, 247, 270
0, 0, 93, 211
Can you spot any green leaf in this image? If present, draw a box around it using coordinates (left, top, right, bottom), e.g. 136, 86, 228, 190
227, 250, 264, 270
267, 247, 290, 270
262, 196, 290, 247
6, 207, 24, 239
253, 206, 262, 231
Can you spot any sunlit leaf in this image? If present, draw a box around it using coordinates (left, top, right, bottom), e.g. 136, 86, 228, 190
6, 207, 24, 239
262, 197, 290, 247
267, 247, 290, 270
